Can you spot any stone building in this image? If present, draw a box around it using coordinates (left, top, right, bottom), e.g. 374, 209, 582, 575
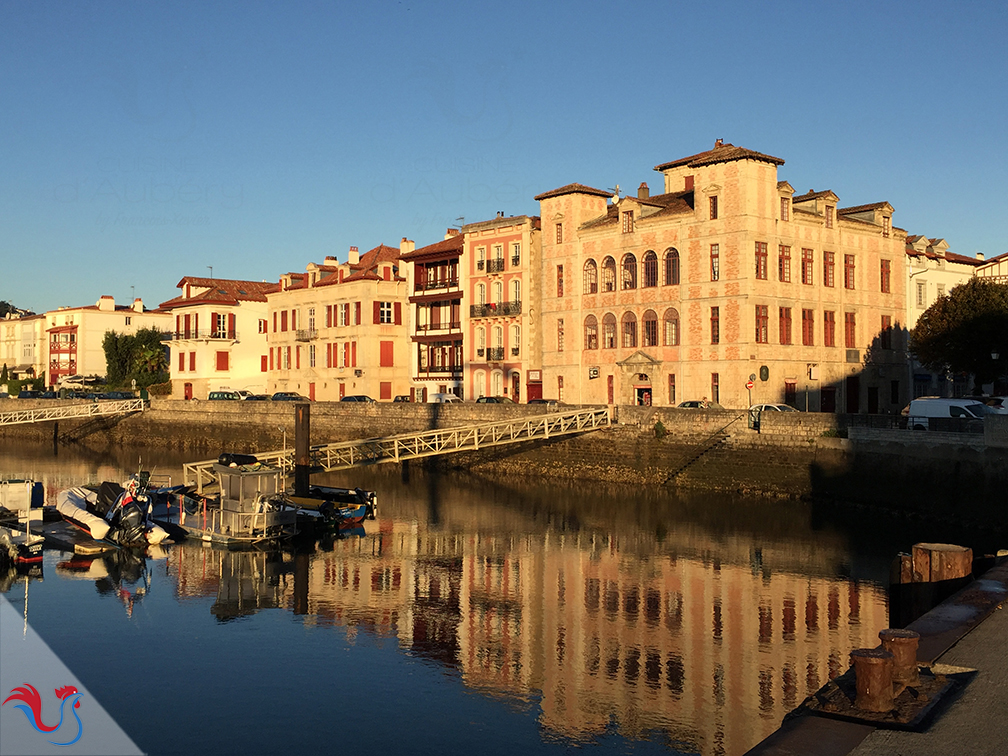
535, 141, 908, 412
0, 313, 46, 386
462, 214, 542, 401
161, 278, 274, 399
266, 244, 409, 401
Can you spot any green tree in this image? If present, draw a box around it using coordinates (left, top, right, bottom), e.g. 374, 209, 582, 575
1, 364, 8, 383
103, 331, 133, 386
910, 278, 1008, 385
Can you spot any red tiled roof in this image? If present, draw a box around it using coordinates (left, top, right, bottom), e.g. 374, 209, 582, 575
399, 234, 464, 260
161, 277, 278, 308
654, 142, 784, 171
838, 201, 891, 215
312, 244, 404, 285
792, 189, 838, 202
534, 183, 612, 201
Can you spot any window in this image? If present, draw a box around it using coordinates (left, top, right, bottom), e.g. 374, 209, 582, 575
621, 254, 637, 289
308, 307, 316, 332
189, 352, 195, 371
779, 307, 792, 345
668, 374, 676, 405
711, 373, 719, 404
557, 265, 564, 297
558, 375, 564, 402
511, 279, 521, 303
643, 310, 658, 347
216, 351, 229, 371
755, 242, 768, 280
555, 223, 563, 244
621, 312, 637, 348
557, 318, 565, 352
261, 355, 268, 372
125, 316, 131, 326
824, 251, 835, 288
621, 210, 634, 233
880, 260, 891, 293
778, 245, 791, 283
710, 307, 720, 345
785, 381, 796, 406
584, 315, 598, 350
602, 313, 616, 349
755, 305, 768, 343
801, 249, 814, 285
583, 259, 598, 294
178, 351, 185, 372
802, 309, 814, 346
338, 303, 349, 327
643, 251, 658, 287
379, 301, 393, 323
709, 195, 718, 220
258, 319, 267, 334
880, 315, 892, 350
780, 197, 789, 221
511, 243, 520, 265
710, 244, 720, 281
281, 311, 288, 331
882, 216, 891, 238
824, 310, 836, 347
477, 246, 485, 270
493, 281, 503, 305
916, 281, 926, 307
380, 341, 394, 367
477, 283, 486, 305
601, 257, 616, 292
309, 344, 316, 367
511, 325, 520, 355
663, 308, 680, 346
845, 312, 856, 349
825, 206, 834, 229
664, 248, 680, 286
844, 254, 856, 289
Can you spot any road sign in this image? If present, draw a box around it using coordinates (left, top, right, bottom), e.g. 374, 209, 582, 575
745, 380, 754, 390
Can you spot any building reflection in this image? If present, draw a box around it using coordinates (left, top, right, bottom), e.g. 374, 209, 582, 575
166, 518, 887, 755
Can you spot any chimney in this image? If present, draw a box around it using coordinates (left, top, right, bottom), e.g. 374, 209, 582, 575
638, 182, 649, 199
444, 228, 460, 239
132, 298, 144, 313
400, 237, 415, 256
714, 138, 724, 148
324, 255, 338, 264
348, 245, 359, 265
977, 252, 985, 261
97, 295, 115, 312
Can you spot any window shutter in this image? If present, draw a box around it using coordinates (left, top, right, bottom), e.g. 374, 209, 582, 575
194, 313, 199, 334
296, 346, 301, 369
210, 312, 217, 335
228, 313, 235, 336
355, 302, 361, 325
373, 301, 381, 324
326, 306, 331, 328
175, 314, 180, 334
394, 302, 402, 325
291, 310, 297, 330
352, 341, 357, 367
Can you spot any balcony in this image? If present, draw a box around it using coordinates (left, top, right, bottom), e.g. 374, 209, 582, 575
295, 329, 318, 342
414, 278, 459, 293
163, 329, 236, 341
416, 322, 461, 333
486, 347, 505, 361
476, 348, 485, 357
511, 347, 520, 357
469, 301, 522, 318
487, 258, 506, 273
511, 254, 520, 266
477, 260, 485, 271
416, 365, 463, 377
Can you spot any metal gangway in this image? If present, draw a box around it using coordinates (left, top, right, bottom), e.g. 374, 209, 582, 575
184, 406, 612, 492
0, 398, 146, 427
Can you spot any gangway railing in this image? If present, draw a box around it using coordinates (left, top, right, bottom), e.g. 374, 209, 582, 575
0, 399, 146, 427
183, 407, 611, 492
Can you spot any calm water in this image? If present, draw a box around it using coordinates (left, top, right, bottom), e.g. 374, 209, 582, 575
0, 440, 979, 755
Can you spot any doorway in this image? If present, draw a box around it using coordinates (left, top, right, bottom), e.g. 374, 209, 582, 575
184, 383, 193, 400
607, 375, 614, 404
309, 382, 315, 401
867, 386, 879, 414
635, 387, 652, 406
511, 373, 520, 403
846, 376, 860, 413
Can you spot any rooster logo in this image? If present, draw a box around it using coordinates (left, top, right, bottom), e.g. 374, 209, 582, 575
2, 683, 84, 746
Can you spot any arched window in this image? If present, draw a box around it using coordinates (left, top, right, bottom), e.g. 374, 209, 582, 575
601, 257, 617, 292
473, 370, 486, 399
621, 311, 638, 348
583, 259, 598, 294
602, 313, 617, 349
511, 325, 520, 356
493, 325, 503, 347
584, 315, 599, 350
664, 248, 680, 286
477, 326, 486, 352
643, 251, 658, 287
621, 254, 637, 290
492, 281, 503, 305
663, 308, 680, 346
511, 279, 521, 303
643, 309, 658, 347
477, 283, 486, 305
491, 370, 503, 396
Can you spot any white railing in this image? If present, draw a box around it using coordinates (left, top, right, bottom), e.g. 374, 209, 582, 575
183, 407, 611, 491
0, 399, 145, 427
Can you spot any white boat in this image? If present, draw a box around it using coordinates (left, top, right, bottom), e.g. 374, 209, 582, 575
56, 480, 170, 546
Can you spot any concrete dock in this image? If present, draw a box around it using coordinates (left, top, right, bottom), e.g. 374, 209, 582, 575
747, 560, 1008, 756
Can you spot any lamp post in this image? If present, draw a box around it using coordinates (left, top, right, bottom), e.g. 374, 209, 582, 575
993, 350, 1003, 395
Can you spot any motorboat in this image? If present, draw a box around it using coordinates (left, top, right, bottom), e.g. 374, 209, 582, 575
56, 478, 170, 546
0, 479, 45, 566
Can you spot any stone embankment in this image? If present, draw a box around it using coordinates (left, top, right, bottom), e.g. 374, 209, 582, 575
2, 400, 1007, 522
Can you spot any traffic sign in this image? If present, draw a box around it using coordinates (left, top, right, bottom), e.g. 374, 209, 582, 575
745, 380, 754, 390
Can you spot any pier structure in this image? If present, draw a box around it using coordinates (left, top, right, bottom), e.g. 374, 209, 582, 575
0, 398, 145, 427
182, 406, 611, 492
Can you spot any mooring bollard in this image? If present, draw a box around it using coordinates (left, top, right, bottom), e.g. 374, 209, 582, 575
851, 648, 895, 712
879, 628, 920, 686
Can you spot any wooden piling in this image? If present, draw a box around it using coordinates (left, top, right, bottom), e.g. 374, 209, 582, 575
294, 403, 310, 497
851, 647, 895, 713
879, 628, 920, 686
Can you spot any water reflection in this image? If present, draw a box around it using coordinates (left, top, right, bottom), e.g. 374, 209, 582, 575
2, 441, 895, 755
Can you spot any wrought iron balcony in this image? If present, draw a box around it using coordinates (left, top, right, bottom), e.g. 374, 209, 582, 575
476, 348, 485, 357
486, 347, 505, 361
477, 260, 484, 270
413, 277, 459, 292
469, 301, 522, 318
295, 329, 318, 342
164, 329, 236, 341
511, 347, 520, 356
511, 255, 520, 266
487, 258, 506, 273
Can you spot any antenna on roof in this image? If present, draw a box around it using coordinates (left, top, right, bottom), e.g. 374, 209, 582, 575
207, 265, 213, 279
608, 185, 620, 203
453, 216, 465, 229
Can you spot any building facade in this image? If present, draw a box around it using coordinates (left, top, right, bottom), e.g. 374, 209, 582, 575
161, 278, 273, 399
1, 313, 46, 385
44, 296, 171, 387
462, 214, 542, 401
535, 141, 908, 412
975, 251, 1008, 283
401, 232, 465, 400
266, 244, 409, 401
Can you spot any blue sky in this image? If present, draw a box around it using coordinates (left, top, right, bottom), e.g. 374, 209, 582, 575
2, 0, 1006, 313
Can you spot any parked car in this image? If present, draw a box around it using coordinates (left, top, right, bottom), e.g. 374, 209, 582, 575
476, 396, 514, 404
428, 393, 461, 404
906, 397, 990, 431
749, 403, 799, 413
677, 400, 722, 409
983, 396, 1008, 414
340, 395, 375, 403
243, 394, 271, 401
208, 390, 241, 401
101, 391, 135, 400
393, 395, 413, 403
272, 392, 310, 401
17, 390, 41, 399
528, 398, 561, 407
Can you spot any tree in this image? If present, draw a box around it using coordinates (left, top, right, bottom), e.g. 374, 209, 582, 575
1, 364, 8, 383
103, 327, 170, 389
910, 278, 1008, 385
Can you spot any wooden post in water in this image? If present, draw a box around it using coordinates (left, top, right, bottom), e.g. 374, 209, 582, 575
889, 543, 973, 627
52, 421, 59, 454
294, 403, 310, 497
851, 648, 895, 713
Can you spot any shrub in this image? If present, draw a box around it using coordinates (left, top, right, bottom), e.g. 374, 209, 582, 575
654, 420, 668, 440
146, 381, 172, 396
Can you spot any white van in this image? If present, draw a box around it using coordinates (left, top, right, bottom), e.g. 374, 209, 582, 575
906, 397, 990, 431
428, 393, 461, 404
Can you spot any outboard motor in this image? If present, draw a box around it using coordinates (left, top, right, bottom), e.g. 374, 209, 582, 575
107, 494, 148, 544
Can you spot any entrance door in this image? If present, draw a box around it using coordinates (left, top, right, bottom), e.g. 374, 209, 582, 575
635, 387, 652, 406
339, 382, 346, 399
867, 386, 879, 414
511, 373, 520, 403
846, 376, 860, 413
309, 382, 316, 401
821, 386, 836, 413
184, 382, 193, 400
526, 382, 542, 401
607, 375, 614, 404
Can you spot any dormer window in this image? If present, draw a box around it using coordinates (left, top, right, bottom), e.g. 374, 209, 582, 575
882, 216, 891, 238
709, 195, 718, 220
825, 206, 834, 229
780, 197, 789, 221
621, 211, 634, 234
